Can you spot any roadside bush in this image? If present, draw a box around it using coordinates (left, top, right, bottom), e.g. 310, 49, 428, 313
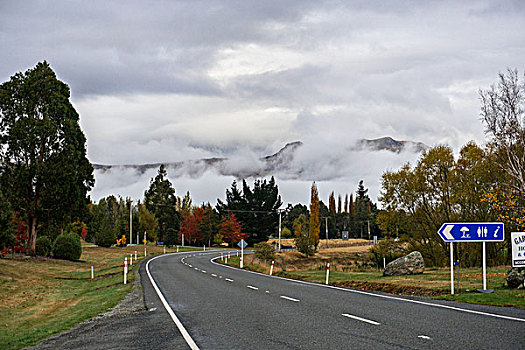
369, 237, 407, 268
52, 232, 82, 261
94, 228, 116, 248
254, 242, 275, 262
35, 236, 52, 257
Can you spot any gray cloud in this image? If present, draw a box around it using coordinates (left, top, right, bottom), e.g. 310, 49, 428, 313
1, 0, 524, 203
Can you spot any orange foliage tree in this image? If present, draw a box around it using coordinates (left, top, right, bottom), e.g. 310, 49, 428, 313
219, 214, 247, 246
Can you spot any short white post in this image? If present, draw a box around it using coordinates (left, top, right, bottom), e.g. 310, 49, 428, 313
225, 257, 228, 264
124, 257, 128, 285
135, 251, 137, 260
144, 247, 147, 257
91, 266, 94, 280
221, 252, 224, 261
177, 245, 179, 253
450, 242, 454, 295
203, 245, 206, 251
482, 241, 487, 291
241, 245, 244, 268
130, 253, 133, 266
228, 252, 231, 259
163, 246, 166, 254
236, 251, 238, 257
325, 263, 330, 285
270, 261, 274, 276
383, 257, 386, 269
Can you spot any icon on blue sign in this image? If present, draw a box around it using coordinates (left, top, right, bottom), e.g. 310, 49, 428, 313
438, 223, 504, 242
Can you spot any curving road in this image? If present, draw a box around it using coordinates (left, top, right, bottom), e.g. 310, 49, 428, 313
30, 250, 525, 349
146, 250, 525, 349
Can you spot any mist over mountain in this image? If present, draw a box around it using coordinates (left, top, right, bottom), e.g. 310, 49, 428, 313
90, 137, 427, 205
93, 137, 427, 178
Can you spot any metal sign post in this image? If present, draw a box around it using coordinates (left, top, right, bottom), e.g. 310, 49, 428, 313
438, 222, 504, 294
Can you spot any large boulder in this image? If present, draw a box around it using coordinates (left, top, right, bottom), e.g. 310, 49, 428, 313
506, 267, 525, 288
383, 251, 424, 276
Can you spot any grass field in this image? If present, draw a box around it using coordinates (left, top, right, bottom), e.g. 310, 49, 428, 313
0, 244, 197, 350
223, 243, 525, 309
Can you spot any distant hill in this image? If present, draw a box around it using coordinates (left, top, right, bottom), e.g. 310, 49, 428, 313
93, 137, 426, 177
356, 137, 428, 153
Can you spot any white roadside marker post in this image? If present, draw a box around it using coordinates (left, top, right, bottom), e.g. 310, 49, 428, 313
135, 251, 137, 260
383, 257, 386, 269
270, 261, 274, 276
91, 266, 94, 280
124, 257, 128, 285
164, 246, 166, 254
225, 257, 228, 264
130, 253, 133, 266
144, 247, 147, 257
325, 263, 330, 285
241, 245, 244, 269
177, 245, 179, 253
204, 245, 206, 251
221, 253, 224, 261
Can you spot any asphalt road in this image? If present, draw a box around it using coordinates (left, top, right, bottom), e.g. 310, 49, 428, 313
30, 250, 525, 349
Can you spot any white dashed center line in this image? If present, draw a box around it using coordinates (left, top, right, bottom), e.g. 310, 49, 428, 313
247, 285, 259, 290
280, 295, 300, 302
342, 314, 381, 326
225, 278, 233, 282
211, 274, 217, 277
418, 335, 431, 340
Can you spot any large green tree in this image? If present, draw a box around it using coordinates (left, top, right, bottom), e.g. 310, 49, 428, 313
0, 62, 94, 254
144, 165, 180, 243
217, 177, 282, 245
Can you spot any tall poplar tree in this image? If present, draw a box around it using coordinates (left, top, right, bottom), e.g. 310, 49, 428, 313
0, 62, 94, 254
309, 182, 320, 249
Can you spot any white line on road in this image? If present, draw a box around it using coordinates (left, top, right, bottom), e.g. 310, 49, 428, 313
210, 257, 525, 323
194, 268, 199, 270
211, 274, 217, 277
280, 295, 300, 302
225, 278, 233, 282
146, 253, 199, 350
418, 335, 432, 340
188, 265, 192, 268
201, 270, 207, 273
247, 285, 259, 290
342, 313, 381, 326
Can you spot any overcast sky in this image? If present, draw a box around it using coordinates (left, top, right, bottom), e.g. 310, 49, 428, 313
1, 0, 524, 205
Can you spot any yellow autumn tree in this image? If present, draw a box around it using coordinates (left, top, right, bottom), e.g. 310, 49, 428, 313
309, 182, 320, 249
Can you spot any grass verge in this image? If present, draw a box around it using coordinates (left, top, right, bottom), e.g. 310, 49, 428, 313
0, 244, 198, 350
221, 253, 524, 309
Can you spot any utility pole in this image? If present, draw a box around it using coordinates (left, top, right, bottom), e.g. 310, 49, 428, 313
129, 200, 133, 245
278, 210, 282, 252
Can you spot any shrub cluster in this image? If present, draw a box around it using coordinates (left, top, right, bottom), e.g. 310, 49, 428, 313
253, 242, 275, 262
35, 236, 52, 257
52, 232, 82, 261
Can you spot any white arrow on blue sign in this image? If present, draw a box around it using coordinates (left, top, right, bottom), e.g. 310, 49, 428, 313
437, 222, 504, 242
238, 239, 247, 249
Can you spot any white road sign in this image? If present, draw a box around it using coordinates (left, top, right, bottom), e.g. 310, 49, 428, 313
511, 232, 525, 267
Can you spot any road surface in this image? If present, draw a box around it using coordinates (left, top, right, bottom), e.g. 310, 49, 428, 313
31, 250, 525, 349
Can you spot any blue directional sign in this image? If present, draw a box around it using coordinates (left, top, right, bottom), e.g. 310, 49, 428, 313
438, 222, 504, 242
237, 239, 248, 249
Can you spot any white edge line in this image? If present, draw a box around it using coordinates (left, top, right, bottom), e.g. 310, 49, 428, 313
210, 256, 525, 323
146, 253, 200, 350
342, 313, 380, 325
280, 295, 300, 302
247, 285, 259, 290
225, 278, 234, 282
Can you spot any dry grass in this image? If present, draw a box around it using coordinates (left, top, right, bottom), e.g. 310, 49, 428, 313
0, 244, 193, 350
